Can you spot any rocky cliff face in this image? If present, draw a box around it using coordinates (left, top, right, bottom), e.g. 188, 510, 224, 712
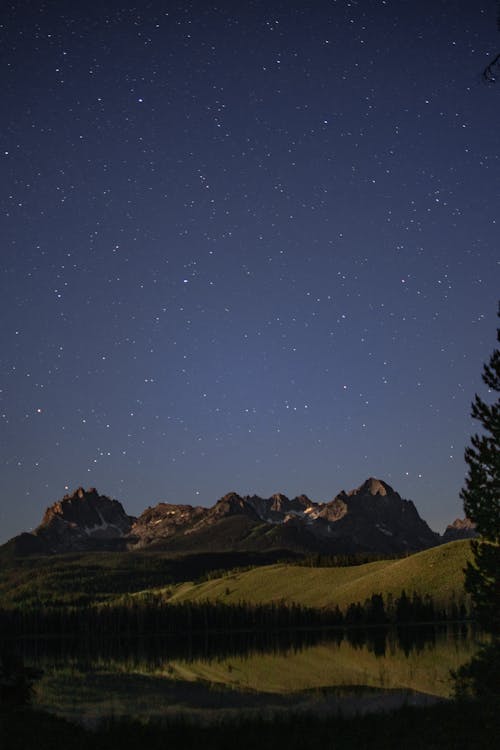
27, 487, 135, 553
313, 478, 440, 553
41, 487, 132, 533
3, 478, 447, 557
442, 517, 477, 543
129, 502, 209, 548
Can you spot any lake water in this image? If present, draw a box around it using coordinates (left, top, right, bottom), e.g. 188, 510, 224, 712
3, 624, 480, 725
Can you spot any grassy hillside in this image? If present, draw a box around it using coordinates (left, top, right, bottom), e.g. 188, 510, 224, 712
168, 541, 472, 611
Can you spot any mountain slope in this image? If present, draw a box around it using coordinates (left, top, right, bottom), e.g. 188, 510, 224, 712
168, 540, 472, 611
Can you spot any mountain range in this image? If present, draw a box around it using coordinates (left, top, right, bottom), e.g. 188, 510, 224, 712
1, 478, 476, 559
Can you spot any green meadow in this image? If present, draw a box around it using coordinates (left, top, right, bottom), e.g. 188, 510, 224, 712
167, 540, 472, 611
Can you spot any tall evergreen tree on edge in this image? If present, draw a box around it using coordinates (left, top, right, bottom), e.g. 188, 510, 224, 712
454, 314, 500, 702
460, 314, 500, 634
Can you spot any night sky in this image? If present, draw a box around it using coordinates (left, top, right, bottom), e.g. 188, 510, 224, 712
1, 0, 499, 544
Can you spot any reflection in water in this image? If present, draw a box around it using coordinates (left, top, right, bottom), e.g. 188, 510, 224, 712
0, 625, 480, 725
0, 622, 473, 666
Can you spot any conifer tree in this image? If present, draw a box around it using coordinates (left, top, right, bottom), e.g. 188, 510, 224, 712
453, 317, 499, 700
460, 318, 500, 634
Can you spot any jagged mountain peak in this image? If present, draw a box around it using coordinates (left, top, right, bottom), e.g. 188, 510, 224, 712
294, 494, 313, 505
442, 517, 477, 543
32, 487, 134, 553
41, 487, 130, 526
218, 491, 244, 504
349, 478, 395, 497
447, 517, 476, 531
2, 479, 443, 558
270, 493, 289, 502
63, 486, 99, 501
213, 492, 260, 519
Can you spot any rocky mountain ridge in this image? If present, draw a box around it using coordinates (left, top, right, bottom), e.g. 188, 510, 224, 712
441, 517, 478, 543
2, 479, 473, 558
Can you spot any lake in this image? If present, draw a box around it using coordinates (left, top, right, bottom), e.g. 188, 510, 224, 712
2, 624, 480, 725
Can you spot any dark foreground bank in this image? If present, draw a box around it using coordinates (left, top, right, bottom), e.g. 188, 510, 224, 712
1, 699, 498, 750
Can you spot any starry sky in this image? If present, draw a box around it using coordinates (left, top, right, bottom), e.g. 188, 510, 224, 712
1, 0, 499, 544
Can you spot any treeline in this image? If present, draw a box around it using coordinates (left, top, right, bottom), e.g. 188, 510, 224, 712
344, 590, 470, 625
0, 589, 471, 642
4, 598, 325, 639
295, 552, 404, 568
196, 552, 403, 584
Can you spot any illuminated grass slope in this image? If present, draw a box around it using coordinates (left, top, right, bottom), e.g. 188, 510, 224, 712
168, 540, 472, 611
